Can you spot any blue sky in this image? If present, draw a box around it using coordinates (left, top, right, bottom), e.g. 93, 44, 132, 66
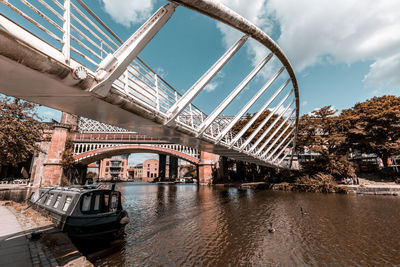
2, 0, 399, 163
24, 0, 399, 121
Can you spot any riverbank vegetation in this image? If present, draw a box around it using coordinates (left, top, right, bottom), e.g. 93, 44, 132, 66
0, 96, 44, 178
217, 95, 400, 193
287, 95, 400, 192
297, 95, 399, 178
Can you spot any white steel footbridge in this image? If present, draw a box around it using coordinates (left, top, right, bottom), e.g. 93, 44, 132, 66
0, 0, 300, 169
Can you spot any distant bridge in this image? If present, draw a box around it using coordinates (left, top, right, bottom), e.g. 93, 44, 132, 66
0, 0, 299, 169
72, 117, 200, 164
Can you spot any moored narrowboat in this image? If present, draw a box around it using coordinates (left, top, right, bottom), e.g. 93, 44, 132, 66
29, 184, 129, 241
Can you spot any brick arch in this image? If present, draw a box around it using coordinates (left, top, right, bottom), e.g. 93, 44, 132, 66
74, 144, 200, 165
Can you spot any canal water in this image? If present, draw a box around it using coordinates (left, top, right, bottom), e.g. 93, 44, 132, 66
91, 182, 400, 266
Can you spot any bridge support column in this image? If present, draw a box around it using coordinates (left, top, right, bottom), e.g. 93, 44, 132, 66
31, 112, 78, 187
236, 161, 246, 180
169, 156, 178, 179
217, 156, 228, 181
198, 151, 219, 185
158, 154, 166, 179
40, 124, 70, 187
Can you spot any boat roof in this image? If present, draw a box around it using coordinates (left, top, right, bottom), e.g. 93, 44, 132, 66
38, 184, 116, 195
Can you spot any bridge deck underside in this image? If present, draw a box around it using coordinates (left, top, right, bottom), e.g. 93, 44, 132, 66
0, 31, 274, 167
0, 0, 299, 169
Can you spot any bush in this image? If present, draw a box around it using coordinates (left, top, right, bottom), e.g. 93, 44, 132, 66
301, 155, 355, 179
292, 172, 347, 193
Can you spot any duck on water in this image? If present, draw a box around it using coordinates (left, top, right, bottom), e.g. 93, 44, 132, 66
29, 184, 130, 241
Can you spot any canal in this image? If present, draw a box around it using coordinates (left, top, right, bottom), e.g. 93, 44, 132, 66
91, 182, 400, 266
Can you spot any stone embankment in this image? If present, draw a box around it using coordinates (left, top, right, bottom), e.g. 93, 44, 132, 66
344, 184, 400, 195
0, 199, 93, 267
215, 180, 400, 196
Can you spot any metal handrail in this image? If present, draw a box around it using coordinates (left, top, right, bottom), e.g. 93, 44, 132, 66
0, 0, 299, 168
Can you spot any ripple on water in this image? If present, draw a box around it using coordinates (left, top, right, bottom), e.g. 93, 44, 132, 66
92, 183, 400, 266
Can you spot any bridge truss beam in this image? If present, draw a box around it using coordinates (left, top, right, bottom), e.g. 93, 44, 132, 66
0, 0, 300, 169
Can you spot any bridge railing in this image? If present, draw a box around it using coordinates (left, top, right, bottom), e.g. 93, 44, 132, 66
1, 0, 299, 168
71, 132, 165, 143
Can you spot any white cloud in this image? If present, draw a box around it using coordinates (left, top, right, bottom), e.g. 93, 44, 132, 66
301, 101, 308, 107
215, 0, 400, 89
204, 81, 218, 92
156, 67, 167, 78
101, 0, 156, 27
364, 54, 400, 89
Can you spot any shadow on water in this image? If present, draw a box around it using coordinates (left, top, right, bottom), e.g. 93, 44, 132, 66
86, 182, 400, 266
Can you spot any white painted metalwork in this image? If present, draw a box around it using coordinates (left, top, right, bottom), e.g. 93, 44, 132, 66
257, 118, 295, 156
78, 117, 132, 133
248, 99, 295, 153
271, 137, 295, 163
240, 88, 294, 151
196, 53, 273, 137
73, 142, 199, 160
166, 35, 248, 125
228, 79, 290, 148
0, 0, 300, 169
215, 67, 285, 143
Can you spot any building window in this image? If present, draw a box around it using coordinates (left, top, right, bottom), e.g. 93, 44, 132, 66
106, 161, 109, 166
106, 167, 109, 172
148, 164, 150, 167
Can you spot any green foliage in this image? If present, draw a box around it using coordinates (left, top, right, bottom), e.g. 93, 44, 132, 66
341, 95, 400, 166
297, 96, 400, 177
293, 173, 348, 193
86, 172, 97, 178
297, 105, 355, 178
61, 138, 75, 169
0, 96, 44, 166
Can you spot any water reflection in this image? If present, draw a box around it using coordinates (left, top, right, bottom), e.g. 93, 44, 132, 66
91, 182, 400, 266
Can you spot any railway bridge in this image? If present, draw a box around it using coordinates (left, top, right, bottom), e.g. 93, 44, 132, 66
1, 0, 300, 186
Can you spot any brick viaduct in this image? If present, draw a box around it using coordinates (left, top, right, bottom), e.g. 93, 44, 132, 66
30, 113, 220, 187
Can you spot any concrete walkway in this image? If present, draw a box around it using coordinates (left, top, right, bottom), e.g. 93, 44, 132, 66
0, 205, 24, 237
0, 205, 33, 267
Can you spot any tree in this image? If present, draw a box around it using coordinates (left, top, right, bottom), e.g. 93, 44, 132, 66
296, 106, 355, 177
0, 96, 44, 168
61, 138, 82, 185
297, 106, 347, 156
341, 95, 400, 167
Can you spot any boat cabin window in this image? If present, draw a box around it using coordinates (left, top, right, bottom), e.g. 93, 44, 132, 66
80, 191, 120, 214
104, 194, 109, 211
46, 194, 54, 206
53, 195, 61, 209
82, 193, 92, 212
111, 193, 118, 212
63, 196, 72, 212
94, 194, 100, 211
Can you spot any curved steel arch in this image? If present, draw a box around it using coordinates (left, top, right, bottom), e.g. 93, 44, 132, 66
74, 144, 201, 165
168, 0, 300, 167
171, 0, 299, 124
0, 0, 299, 169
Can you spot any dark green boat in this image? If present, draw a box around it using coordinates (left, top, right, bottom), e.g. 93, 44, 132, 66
29, 185, 130, 241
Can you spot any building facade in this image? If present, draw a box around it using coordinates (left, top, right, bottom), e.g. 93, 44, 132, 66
128, 158, 171, 182
98, 155, 129, 181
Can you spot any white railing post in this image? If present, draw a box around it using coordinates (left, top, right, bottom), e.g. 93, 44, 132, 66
62, 0, 71, 64
165, 35, 249, 125
123, 70, 129, 94
189, 104, 194, 128
155, 73, 160, 111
